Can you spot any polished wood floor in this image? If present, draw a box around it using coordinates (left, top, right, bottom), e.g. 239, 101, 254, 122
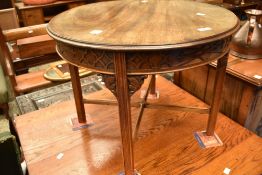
15, 76, 262, 175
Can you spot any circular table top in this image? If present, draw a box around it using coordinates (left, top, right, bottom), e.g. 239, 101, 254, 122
47, 0, 239, 51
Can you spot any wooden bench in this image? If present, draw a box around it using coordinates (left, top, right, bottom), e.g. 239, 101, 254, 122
15, 0, 87, 26
15, 76, 262, 174
173, 54, 262, 134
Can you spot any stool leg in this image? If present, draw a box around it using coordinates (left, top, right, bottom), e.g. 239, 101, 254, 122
114, 53, 135, 175
206, 55, 228, 136
69, 64, 86, 123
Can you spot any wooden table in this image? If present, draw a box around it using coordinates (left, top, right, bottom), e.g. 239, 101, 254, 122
15, 76, 262, 175
174, 54, 262, 135
15, 0, 87, 26
47, 1, 239, 174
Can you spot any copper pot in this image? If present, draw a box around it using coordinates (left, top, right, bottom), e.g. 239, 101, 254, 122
230, 9, 262, 59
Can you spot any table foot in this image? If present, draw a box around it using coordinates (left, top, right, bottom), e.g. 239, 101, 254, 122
119, 169, 141, 175
140, 90, 160, 100
194, 131, 223, 148
70, 114, 94, 131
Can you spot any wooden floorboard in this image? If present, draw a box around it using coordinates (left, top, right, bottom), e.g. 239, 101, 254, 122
15, 76, 262, 175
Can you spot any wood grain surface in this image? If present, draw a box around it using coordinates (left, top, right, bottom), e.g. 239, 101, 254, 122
4, 24, 47, 41
113, 52, 134, 174
69, 65, 87, 123
0, 24, 61, 95
47, 0, 239, 50
173, 54, 262, 132
15, 76, 262, 175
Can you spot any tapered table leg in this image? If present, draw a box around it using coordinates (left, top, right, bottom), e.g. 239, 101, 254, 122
114, 53, 135, 175
150, 74, 156, 95
206, 54, 228, 136
143, 74, 159, 99
69, 65, 86, 123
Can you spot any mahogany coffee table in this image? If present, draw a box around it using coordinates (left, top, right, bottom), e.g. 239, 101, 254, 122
47, 1, 239, 174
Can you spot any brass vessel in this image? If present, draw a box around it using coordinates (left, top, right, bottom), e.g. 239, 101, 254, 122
230, 9, 262, 59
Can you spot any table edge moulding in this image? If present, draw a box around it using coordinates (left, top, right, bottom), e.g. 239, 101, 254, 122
46, 1, 240, 175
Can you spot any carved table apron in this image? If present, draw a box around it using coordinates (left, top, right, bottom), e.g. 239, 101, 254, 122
47, 1, 239, 174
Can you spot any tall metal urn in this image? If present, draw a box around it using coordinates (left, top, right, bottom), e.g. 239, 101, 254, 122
230, 9, 262, 59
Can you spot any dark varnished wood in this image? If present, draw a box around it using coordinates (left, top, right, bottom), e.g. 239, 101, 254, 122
114, 52, 134, 175
69, 64, 86, 123
0, 25, 61, 95
56, 38, 232, 75
48, 0, 239, 50
149, 74, 156, 95
173, 54, 262, 133
15, 77, 262, 175
102, 74, 146, 97
207, 55, 228, 135
47, 1, 239, 174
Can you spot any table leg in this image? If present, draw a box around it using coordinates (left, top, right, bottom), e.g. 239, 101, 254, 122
206, 54, 228, 136
69, 64, 86, 123
150, 74, 156, 95
114, 53, 135, 175
141, 74, 159, 99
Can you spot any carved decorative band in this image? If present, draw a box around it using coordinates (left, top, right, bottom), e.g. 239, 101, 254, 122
102, 74, 147, 97
56, 37, 231, 75
57, 42, 115, 74
125, 37, 231, 74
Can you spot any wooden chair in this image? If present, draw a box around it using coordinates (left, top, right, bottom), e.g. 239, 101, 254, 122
0, 8, 19, 30
0, 24, 61, 96
0, 24, 90, 123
